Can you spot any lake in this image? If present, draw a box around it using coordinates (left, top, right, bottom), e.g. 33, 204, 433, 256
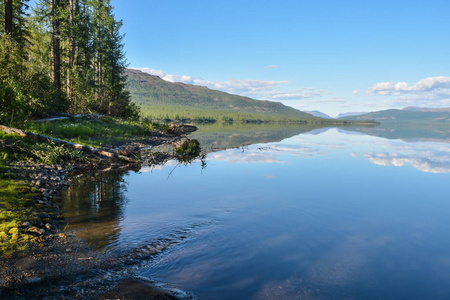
60, 123, 450, 299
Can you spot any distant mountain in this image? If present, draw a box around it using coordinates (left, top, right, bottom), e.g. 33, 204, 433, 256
402, 106, 450, 113
125, 69, 316, 121
339, 109, 450, 124
336, 112, 368, 119
340, 124, 450, 143
304, 110, 334, 119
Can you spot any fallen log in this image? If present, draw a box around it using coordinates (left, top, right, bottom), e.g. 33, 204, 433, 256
34, 116, 70, 123
0, 125, 139, 163
33, 113, 104, 123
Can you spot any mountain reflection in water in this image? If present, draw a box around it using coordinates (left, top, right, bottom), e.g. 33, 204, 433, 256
59, 123, 450, 299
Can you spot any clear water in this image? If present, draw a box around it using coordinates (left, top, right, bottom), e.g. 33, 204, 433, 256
60, 125, 450, 299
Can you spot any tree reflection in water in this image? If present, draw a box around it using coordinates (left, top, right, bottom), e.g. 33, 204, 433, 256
60, 166, 139, 250
59, 152, 207, 251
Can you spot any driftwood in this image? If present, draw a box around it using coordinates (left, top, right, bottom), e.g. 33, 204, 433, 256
168, 124, 197, 134
34, 113, 104, 123
34, 116, 71, 122
0, 125, 138, 163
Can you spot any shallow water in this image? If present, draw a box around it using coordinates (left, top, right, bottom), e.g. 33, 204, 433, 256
60, 124, 450, 299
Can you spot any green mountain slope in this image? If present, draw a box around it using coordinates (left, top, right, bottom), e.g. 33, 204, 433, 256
339, 109, 450, 124
125, 69, 317, 122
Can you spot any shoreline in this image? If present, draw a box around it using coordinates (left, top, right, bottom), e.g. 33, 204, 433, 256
0, 122, 199, 299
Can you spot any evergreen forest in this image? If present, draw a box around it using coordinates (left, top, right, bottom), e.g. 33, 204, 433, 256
0, 0, 138, 126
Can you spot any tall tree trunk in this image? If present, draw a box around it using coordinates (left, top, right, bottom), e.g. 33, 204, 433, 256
50, 0, 61, 90
67, 0, 75, 106
97, 36, 102, 93
97, 1, 102, 99
3, 0, 13, 35
97, 28, 102, 97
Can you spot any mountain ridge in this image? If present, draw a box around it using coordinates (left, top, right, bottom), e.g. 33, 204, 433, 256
402, 106, 450, 113
339, 108, 450, 123
125, 69, 317, 121
304, 110, 334, 119
336, 112, 369, 119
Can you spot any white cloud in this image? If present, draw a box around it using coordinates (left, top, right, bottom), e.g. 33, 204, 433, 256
207, 143, 324, 164
365, 152, 450, 173
163, 74, 197, 83
267, 65, 279, 69
208, 148, 287, 164
366, 76, 450, 108
134, 68, 166, 78
367, 77, 450, 95
362, 140, 450, 173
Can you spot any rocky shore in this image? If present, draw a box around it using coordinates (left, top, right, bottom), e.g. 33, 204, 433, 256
0, 123, 199, 299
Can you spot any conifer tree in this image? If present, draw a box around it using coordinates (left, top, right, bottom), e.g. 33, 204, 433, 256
1, 0, 138, 123
3, 0, 13, 34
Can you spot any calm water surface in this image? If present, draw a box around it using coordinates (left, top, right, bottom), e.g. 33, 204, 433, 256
61, 125, 450, 299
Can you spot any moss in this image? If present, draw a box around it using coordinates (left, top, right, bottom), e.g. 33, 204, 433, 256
0, 178, 40, 256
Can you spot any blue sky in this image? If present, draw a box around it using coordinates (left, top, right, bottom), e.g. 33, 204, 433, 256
111, 0, 450, 117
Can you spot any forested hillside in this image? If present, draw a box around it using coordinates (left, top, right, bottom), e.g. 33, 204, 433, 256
339, 109, 450, 124
126, 69, 319, 122
0, 0, 138, 125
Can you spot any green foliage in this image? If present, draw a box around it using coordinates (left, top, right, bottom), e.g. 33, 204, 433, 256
125, 70, 370, 125
30, 141, 85, 165
25, 117, 154, 146
126, 69, 317, 123
0, 0, 137, 124
0, 130, 88, 165
0, 32, 66, 125
0, 131, 20, 140
139, 105, 311, 124
176, 139, 201, 156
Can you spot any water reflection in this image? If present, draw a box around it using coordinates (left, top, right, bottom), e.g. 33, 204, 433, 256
60, 167, 137, 250
341, 124, 450, 143
207, 144, 323, 164
58, 123, 450, 299
365, 152, 450, 173
189, 122, 346, 153
196, 125, 450, 174
60, 124, 450, 252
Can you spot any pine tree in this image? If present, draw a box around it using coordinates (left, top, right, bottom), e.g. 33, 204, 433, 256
3, 0, 13, 34
1, 0, 138, 123
50, 0, 61, 90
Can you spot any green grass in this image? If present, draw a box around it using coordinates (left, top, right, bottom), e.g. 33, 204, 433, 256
25, 117, 156, 147
0, 132, 86, 165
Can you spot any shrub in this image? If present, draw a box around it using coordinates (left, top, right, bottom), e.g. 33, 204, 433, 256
175, 139, 201, 156
30, 141, 84, 164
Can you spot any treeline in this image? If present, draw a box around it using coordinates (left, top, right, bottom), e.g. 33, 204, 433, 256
139, 105, 312, 124
0, 0, 138, 125
125, 69, 313, 118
